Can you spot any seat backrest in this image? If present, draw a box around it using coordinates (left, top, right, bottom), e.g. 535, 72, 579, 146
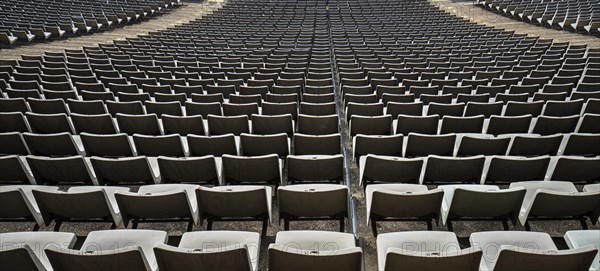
493, 245, 597, 271
268, 245, 362, 271
154, 243, 253, 271
222, 154, 281, 184
45, 246, 151, 271
383, 248, 482, 271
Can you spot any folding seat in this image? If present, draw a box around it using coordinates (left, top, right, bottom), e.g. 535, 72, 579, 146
426, 102, 465, 117
23, 132, 81, 157
115, 184, 199, 230
207, 114, 249, 136
240, 133, 289, 158
46, 229, 167, 271
300, 102, 336, 116
0, 131, 30, 156
349, 115, 393, 136
542, 99, 584, 117
0, 154, 34, 184
6, 89, 42, 100
67, 99, 106, 115
160, 114, 204, 136
287, 154, 344, 184
439, 184, 525, 231
0, 231, 77, 271
476, 85, 506, 97
470, 231, 596, 271
564, 230, 600, 271
405, 133, 456, 157
196, 185, 272, 236
249, 114, 293, 136
423, 155, 485, 184
485, 156, 550, 184
91, 156, 159, 185
157, 155, 220, 185
33, 186, 129, 231
188, 134, 237, 157
292, 133, 340, 155
222, 154, 282, 185
0, 98, 29, 113
378, 231, 481, 271
106, 100, 145, 116
562, 134, 600, 157
456, 135, 510, 157
116, 113, 161, 135
549, 157, 600, 184
344, 93, 378, 106
582, 99, 600, 115
486, 115, 532, 135
420, 94, 452, 105
269, 231, 362, 271
145, 101, 183, 118
71, 113, 117, 134
577, 113, 600, 134
296, 114, 338, 135
532, 115, 579, 135
278, 184, 348, 231
25, 112, 74, 134
440, 115, 484, 134
395, 115, 438, 135
359, 154, 424, 186
80, 133, 134, 157
365, 183, 442, 235
351, 133, 403, 159
154, 231, 261, 271
26, 155, 94, 185
508, 134, 562, 156
133, 134, 185, 157
385, 101, 423, 117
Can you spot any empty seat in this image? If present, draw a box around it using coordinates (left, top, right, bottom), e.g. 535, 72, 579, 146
90, 156, 158, 185
116, 113, 162, 135
207, 115, 249, 136
71, 113, 118, 134
162, 114, 205, 136
366, 184, 443, 235
456, 135, 510, 156
0, 185, 59, 229
359, 155, 423, 186
532, 115, 579, 135
26, 113, 74, 134
278, 184, 348, 231
470, 231, 597, 271
269, 231, 362, 271
240, 133, 289, 158
378, 231, 481, 271
508, 134, 563, 156
293, 133, 340, 155
26, 155, 94, 185
222, 154, 282, 185
287, 155, 344, 184
350, 115, 393, 135
440, 115, 484, 134
157, 156, 219, 185
564, 230, 600, 271
485, 156, 550, 184
196, 185, 272, 236
550, 157, 600, 183
154, 231, 261, 271
115, 184, 199, 230
296, 114, 338, 135
352, 134, 404, 160
486, 115, 532, 135
33, 186, 129, 230
405, 133, 456, 157
46, 229, 168, 271
395, 115, 439, 135
0, 156, 32, 184
0, 232, 76, 271
439, 184, 525, 231
563, 134, 600, 157
251, 114, 294, 136
80, 133, 134, 157
132, 134, 185, 157
188, 134, 238, 156
510, 181, 600, 230
423, 155, 485, 184
0, 112, 30, 133
0, 132, 29, 155
23, 132, 80, 156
